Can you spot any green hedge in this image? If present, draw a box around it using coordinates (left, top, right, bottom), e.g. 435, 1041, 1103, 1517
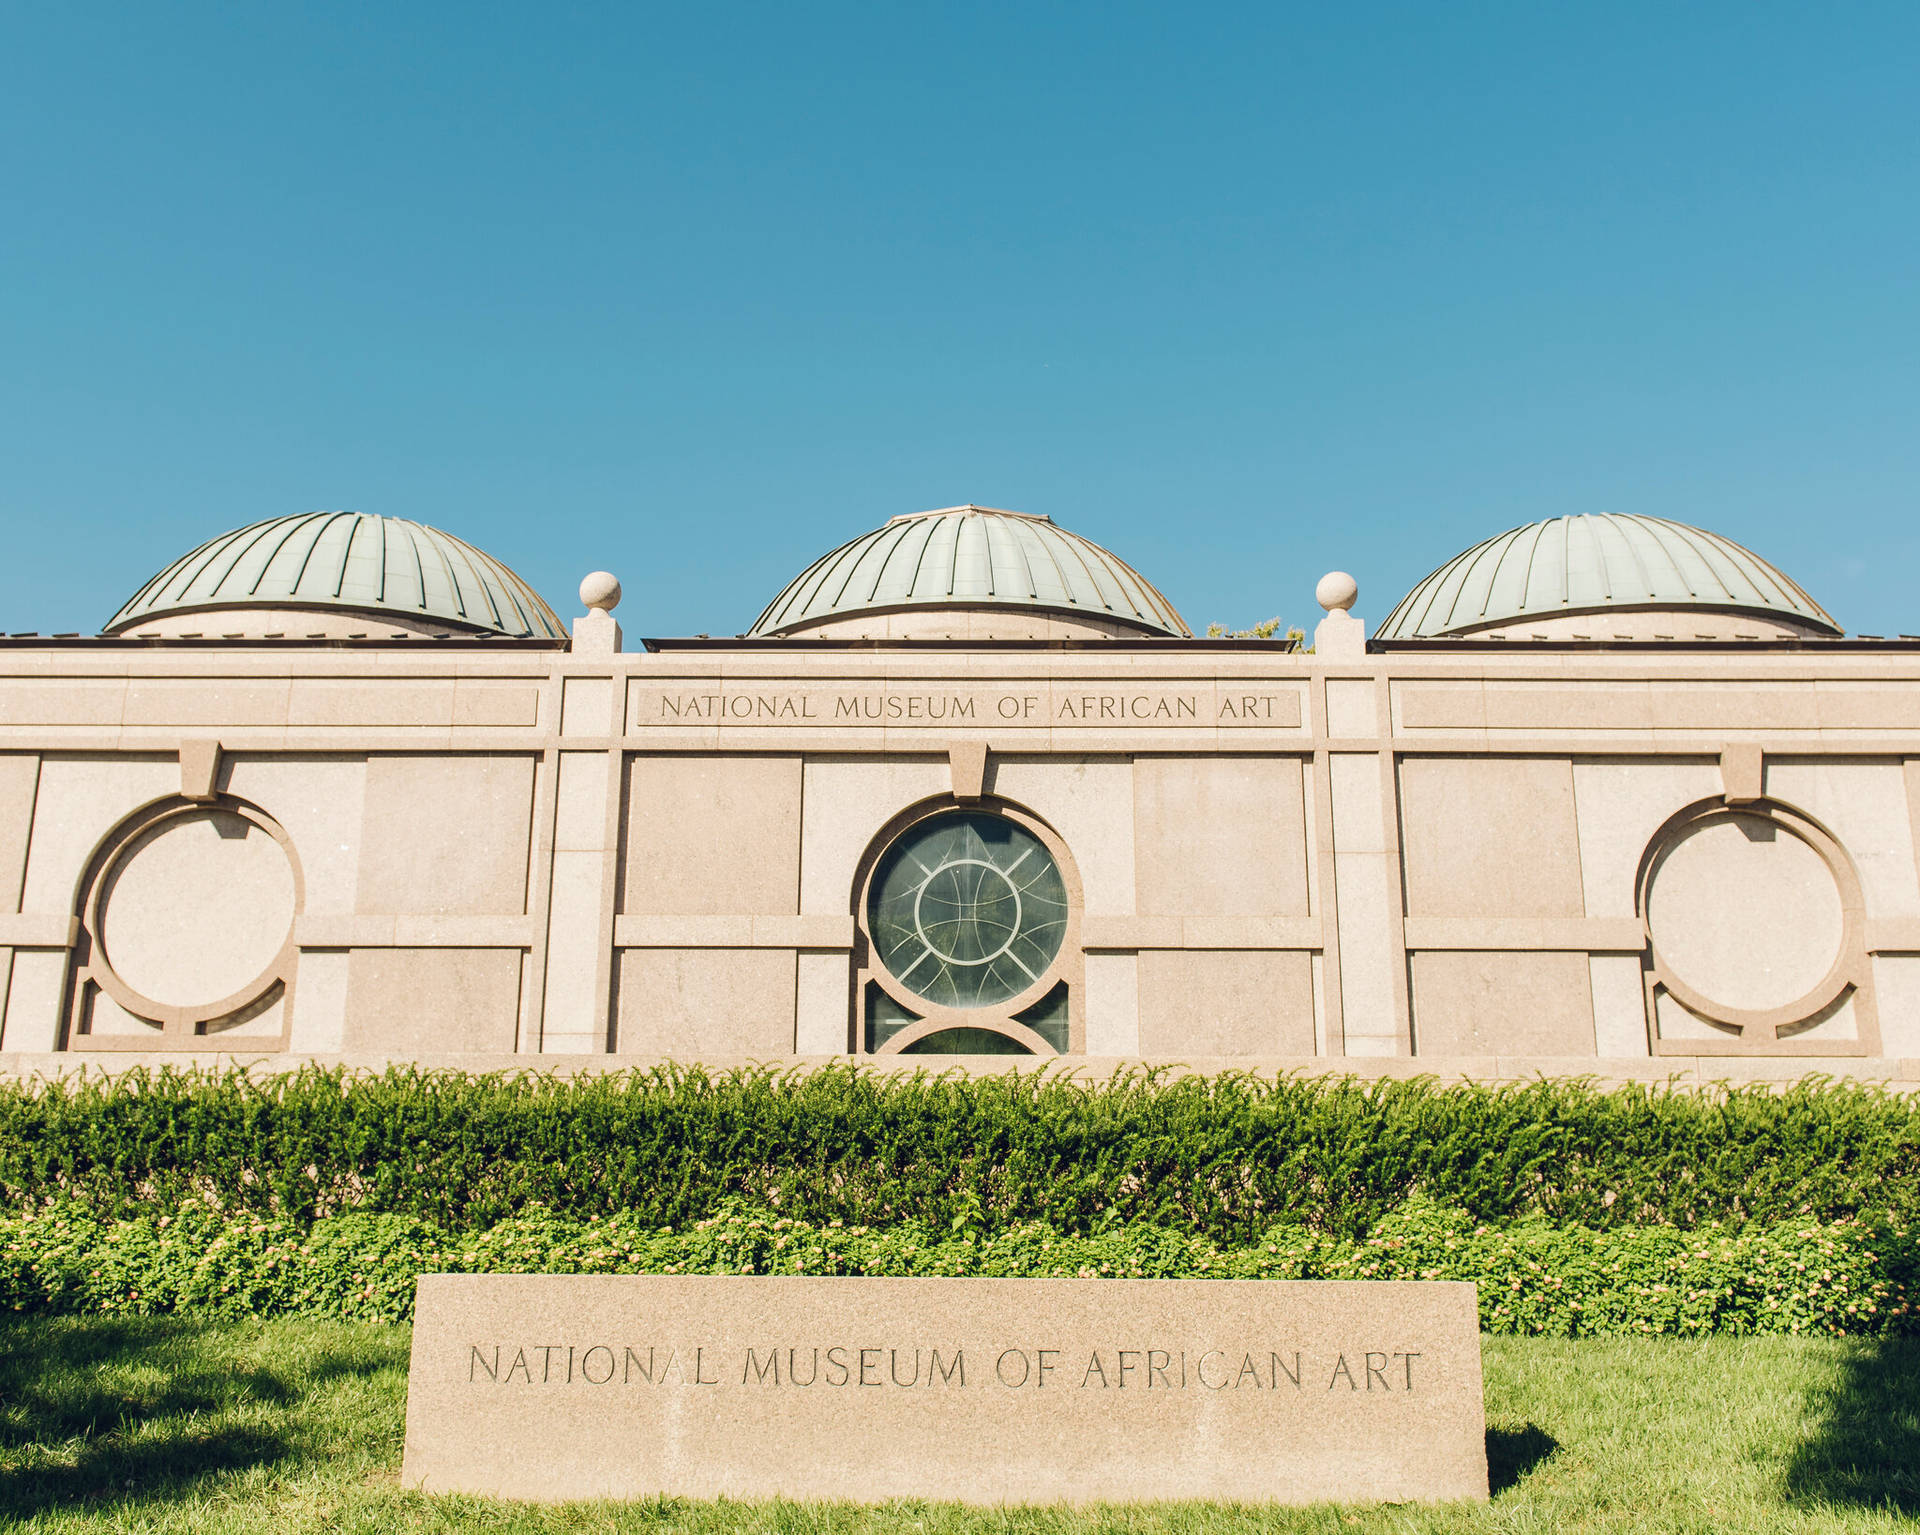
1, 1066, 1916, 1239
2, 1199, 1912, 1337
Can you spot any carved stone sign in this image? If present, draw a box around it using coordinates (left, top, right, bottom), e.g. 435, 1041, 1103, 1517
402, 1275, 1488, 1505
625, 681, 1305, 730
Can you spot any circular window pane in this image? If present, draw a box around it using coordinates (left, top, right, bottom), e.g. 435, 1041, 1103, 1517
868, 811, 1067, 1009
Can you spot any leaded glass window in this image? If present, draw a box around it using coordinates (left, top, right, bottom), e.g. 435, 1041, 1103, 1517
864, 982, 920, 1052
902, 1027, 1032, 1055
1012, 981, 1070, 1052
866, 811, 1068, 1009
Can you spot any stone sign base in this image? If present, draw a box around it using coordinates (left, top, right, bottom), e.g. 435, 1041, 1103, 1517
402, 1275, 1488, 1505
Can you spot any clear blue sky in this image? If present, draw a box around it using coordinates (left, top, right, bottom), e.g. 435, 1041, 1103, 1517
4, 3, 1918, 637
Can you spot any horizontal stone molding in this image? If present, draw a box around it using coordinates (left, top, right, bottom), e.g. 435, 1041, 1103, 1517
1, 1050, 1916, 1083
1400, 918, 1646, 952
294, 915, 538, 948
0, 733, 558, 755
1394, 680, 1920, 735
612, 915, 858, 950
1866, 918, 1920, 954
1080, 915, 1324, 951
1653, 1035, 1873, 1058
0, 914, 81, 948
12, 731, 1920, 761
0, 680, 543, 730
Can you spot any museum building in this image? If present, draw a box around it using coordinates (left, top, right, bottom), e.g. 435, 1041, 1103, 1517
2, 503, 1917, 1078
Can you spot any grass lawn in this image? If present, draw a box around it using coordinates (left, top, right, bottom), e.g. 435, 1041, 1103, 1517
0, 1319, 1912, 1533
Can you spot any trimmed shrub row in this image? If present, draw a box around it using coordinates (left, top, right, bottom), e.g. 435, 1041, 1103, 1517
0, 1066, 1915, 1238
2, 1199, 1911, 1337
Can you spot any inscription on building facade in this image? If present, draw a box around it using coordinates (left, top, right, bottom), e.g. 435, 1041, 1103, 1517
403, 1274, 1486, 1505
628, 684, 1305, 729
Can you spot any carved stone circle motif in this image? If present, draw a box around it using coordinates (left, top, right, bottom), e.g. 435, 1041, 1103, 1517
72, 796, 303, 1047
1638, 798, 1865, 1046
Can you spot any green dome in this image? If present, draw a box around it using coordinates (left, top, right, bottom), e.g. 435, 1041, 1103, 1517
750, 506, 1190, 638
105, 513, 565, 639
1376, 514, 1840, 639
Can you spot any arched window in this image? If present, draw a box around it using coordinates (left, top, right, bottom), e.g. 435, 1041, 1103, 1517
855, 800, 1080, 1055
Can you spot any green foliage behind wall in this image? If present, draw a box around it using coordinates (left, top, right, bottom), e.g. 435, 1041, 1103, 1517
0, 1066, 1914, 1239
0, 1198, 1911, 1336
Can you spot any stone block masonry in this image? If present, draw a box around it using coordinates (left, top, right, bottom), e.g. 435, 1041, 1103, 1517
401, 1274, 1488, 1504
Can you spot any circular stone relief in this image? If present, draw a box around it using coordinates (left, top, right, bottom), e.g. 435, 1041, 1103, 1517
867, 811, 1068, 1009
97, 808, 297, 1009
1645, 811, 1844, 1014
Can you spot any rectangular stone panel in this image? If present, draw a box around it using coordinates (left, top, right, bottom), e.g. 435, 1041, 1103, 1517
798, 757, 950, 916
402, 1274, 1487, 1504
1394, 682, 1485, 732
18, 756, 179, 914
1137, 950, 1315, 1056
343, 947, 522, 1053
224, 754, 366, 917
1481, 685, 1651, 732
122, 680, 290, 727
623, 755, 802, 917
560, 677, 615, 737
1815, 685, 1920, 730
613, 947, 796, 1055
1133, 757, 1309, 918
1409, 951, 1596, 1057
1399, 757, 1585, 919
1765, 759, 1920, 918
356, 754, 536, 917
453, 685, 542, 729
1324, 678, 1379, 739
0, 681, 125, 727
1648, 685, 1818, 731
287, 681, 456, 728
0, 755, 38, 911
2, 948, 64, 1051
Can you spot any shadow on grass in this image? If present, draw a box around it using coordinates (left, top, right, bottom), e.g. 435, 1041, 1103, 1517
1485, 1423, 1558, 1495
0, 1316, 390, 1515
1784, 1338, 1920, 1515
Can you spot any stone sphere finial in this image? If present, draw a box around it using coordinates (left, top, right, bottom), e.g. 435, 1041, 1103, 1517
579, 571, 622, 612
1315, 571, 1358, 613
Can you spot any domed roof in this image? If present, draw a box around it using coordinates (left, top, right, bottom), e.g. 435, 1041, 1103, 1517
1376, 514, 1840, 639
750, 505, 1191, 638
104, 513, 565, 639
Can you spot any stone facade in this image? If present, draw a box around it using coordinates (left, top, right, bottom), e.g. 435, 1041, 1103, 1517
5, 617, 1920, 1078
